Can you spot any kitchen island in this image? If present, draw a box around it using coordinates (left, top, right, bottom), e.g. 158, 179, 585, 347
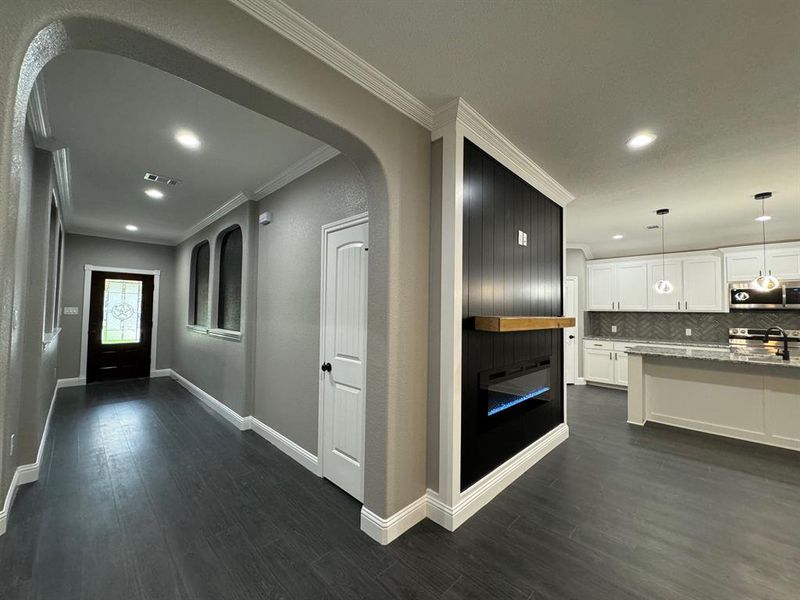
627, 345, 800, 451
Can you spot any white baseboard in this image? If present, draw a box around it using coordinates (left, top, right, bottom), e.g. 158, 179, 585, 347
57, 376, 85, 388
150, 368, 172, 378
249, 416, 320, 476
169, 370, 250, 431
575, 377, 587, 386
360, 495, 428, 545
426, 423, 569, 531
170, 371, 321, 476
0, 383, 59, 536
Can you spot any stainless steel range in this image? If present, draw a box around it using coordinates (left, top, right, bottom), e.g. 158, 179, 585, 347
729, 327, 800, 360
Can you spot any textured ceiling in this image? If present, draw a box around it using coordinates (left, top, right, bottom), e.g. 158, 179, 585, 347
39, 50, 326, 244
285, 0, 800, 258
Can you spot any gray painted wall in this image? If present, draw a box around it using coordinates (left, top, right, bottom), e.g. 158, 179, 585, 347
172, 202, 256, 417
2, 130, 61, 494
57, 234, 176, 378
426, 139, 442, 492
566, 249, 587, 378
1, 0, 430, 518
253, 154, 367, 454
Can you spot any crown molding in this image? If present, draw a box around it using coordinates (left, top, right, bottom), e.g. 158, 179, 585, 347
52, 147, 72, 216
434, 98, 575, 207
26, 78, 52, 145
177, 144, 339, 244
566, 243, 594, 259
251, 144, 339, 200
229, 0, 433, 129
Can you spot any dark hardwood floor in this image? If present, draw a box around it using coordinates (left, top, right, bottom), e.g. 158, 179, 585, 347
1, 379, 798, 599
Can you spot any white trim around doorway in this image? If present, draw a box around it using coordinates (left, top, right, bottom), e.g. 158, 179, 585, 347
79, 265, 161, 379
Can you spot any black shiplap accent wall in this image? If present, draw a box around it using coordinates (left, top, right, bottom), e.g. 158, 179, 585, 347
461, 139, 564, 490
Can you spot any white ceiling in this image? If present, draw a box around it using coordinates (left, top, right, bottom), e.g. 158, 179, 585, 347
285, 0, 800, 258
38, 50, 327, 244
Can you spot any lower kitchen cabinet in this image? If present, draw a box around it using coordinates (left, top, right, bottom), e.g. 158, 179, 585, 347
583, 340, 658, 387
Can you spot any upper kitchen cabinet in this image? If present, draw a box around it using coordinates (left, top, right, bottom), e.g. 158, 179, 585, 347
588, 251, 724, 312
722, 242, 800, 281
587, 260, 648, 311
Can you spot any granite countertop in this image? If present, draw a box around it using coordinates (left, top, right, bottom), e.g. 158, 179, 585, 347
584, 336, 729, 349
626, 344, 800, 369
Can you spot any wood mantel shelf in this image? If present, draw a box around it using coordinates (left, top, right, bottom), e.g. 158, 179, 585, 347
472, 316, 576, 333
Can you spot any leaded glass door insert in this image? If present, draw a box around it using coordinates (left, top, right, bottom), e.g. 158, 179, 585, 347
87, 271, 154, 382
102, 279, 143, 344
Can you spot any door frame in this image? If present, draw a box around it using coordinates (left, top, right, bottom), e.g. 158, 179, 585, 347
564, 275, 579, 385
79, 264, 161, 380
317, 212, 369, 495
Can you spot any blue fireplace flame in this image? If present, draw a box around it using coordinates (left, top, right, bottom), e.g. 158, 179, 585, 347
487, 385, 550, 416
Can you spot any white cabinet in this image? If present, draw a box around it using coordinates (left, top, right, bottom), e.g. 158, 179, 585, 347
724, 244, 800, 281
682, 256, 723, 312
587, 264, 615, 310
587, 262, 648, 311
614, 351, 629, 386
584, 347, 616, 384
588, 252, 723, 312
648, 261, 684, 311
615, 263, 649, 310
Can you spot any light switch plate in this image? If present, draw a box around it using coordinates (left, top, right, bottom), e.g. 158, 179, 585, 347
517, 230, 528, 246
685, 328, 692, 336
611, 325, 618, 333
63, 306, 79, 315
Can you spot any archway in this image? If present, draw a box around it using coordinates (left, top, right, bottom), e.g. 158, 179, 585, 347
0, 1, 430, 523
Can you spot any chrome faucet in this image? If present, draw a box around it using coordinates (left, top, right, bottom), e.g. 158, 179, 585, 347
763, 327, 790, 361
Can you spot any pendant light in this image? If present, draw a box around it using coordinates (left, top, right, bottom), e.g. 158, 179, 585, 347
653, 208, 674, 294
750, 192, 780, 292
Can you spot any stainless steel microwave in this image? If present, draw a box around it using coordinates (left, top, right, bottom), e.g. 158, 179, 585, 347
729, 280, 800, 310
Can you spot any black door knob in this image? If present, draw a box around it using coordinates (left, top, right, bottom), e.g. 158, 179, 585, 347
321, 362, 332, 372
568, 335, 575, 339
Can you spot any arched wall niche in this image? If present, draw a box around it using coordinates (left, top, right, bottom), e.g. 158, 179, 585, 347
0, 1, 431, 519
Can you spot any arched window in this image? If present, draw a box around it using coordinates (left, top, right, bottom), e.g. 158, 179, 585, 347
217, 226, 243, 331
189, 240, 210, 326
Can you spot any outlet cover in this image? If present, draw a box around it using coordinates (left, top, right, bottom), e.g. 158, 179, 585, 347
685, 328, 692, 336
63, 306, 79, 315
611, 325, 618, 333
517, 230, 528, 246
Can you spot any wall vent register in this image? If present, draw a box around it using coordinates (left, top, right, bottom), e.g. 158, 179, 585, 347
144, 172, 180, 186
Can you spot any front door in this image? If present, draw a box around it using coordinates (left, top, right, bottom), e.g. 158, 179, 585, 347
87, 271, 154, 383
564, 277, 578, 385
320, 217, 368, 502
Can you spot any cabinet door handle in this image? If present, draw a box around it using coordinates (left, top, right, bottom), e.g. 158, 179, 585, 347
609, 352, 613, 359
678, 300, 680, 310
685, 301, 688, 310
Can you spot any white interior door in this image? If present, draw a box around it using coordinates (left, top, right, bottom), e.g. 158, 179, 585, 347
564, 277, 578, 384
320, 217, 368, 502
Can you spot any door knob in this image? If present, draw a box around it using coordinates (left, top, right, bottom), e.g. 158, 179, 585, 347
568, 335, 575, 339
321, 362, 332, 372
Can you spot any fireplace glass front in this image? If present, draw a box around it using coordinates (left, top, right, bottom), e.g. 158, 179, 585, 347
480, 358, 552, 421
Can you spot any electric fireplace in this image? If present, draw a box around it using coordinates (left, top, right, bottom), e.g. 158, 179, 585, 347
479, 357, 552, 428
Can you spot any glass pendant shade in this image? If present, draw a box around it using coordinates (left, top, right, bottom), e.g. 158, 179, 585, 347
750, 273, 780, 292
653, 279, 674, 294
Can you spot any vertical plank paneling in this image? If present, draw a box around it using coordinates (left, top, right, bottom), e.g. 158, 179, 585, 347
461, 139, 564, 490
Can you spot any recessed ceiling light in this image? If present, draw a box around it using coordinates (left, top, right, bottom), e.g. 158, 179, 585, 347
175, 129, 201, 150
125, 224, 139, 232
626, 132, 657, 150
755, 215, 772, 222
612, 234, 624, 240
145, 188, 164, 199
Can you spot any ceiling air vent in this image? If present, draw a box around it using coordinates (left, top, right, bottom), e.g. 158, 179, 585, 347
645, 224, 660, 230
144, 172, 180, 186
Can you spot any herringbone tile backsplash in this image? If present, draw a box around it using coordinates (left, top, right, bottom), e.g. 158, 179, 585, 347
587, 311, 800, 343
